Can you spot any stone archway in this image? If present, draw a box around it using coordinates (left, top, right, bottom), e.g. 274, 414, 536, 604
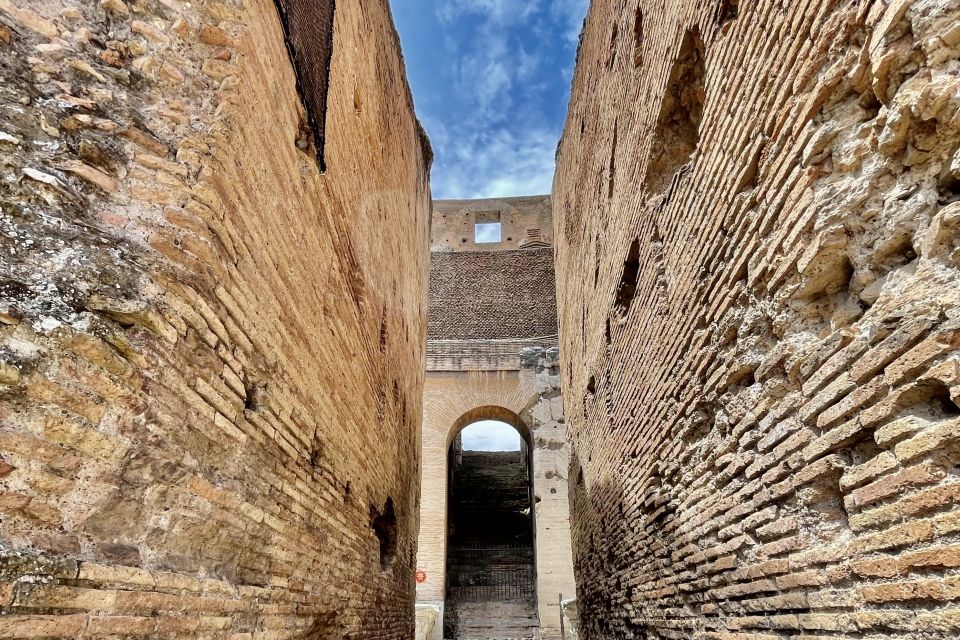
415, 364, 576, 640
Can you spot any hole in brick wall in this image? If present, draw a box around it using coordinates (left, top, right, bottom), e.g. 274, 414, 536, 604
928, 379, 960, 416
309, 441, 323, 469
885, 235, 918, 266
608, 21, 619, 69
716, 0, 738, 25
587, 375, 597, 395
937, 163, 960, 205
645, 27, 706, 193
614, 237, 641, 317
243, 376, 267, 412
379, 311, 388, 352
608, 120, 618, 199
850, 436, 884, 466
633, 7, 644, 69
370, 498, 397, 571
343, 481, 352, 501
725, 363, 757, 391
859, 89, 882, 119
594, 240, 604, 287
893, 379, 960, 426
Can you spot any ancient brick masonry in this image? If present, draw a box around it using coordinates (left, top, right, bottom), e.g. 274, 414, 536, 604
0, 0, 430, 637
555, 0, 960, 638
428, 249, 558, 342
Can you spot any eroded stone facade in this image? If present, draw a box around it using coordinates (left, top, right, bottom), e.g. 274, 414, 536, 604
555, 0, 960, 638
0, 0, 430, 637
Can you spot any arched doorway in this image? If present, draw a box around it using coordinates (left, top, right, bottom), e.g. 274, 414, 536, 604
443, 416, 537, 639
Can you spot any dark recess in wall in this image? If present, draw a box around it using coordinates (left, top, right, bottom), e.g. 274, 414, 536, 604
614, 237, 641, 316
633, 7, 644, 69
371, 498, 398, 571
273, 0, 336, 171
645, 27, 706, 193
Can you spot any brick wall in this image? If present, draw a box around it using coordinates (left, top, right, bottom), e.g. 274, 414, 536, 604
554, 0, 960, 638
428, 249, 558, 341
427, 196, 559, 372
0, 0, 430, 637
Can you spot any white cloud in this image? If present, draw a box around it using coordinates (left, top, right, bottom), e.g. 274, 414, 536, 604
550, 0, 589, 44
404, 0, 584, 199
461, 420, 522, 451
438, 0, 541, 26
433, 126, 557, 198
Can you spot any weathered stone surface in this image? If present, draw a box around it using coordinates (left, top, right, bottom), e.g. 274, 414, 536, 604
0, 0, 430, 637
554, 0, 960, 638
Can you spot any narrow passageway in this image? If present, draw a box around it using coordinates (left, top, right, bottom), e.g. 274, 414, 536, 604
444, 427, 537, 639
4, 1, 959, 639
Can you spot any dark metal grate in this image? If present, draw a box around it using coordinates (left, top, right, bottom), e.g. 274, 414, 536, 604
446, 544, 536, 602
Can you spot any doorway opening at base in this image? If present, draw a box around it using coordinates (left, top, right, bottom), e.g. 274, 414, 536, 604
443, 417, 537, 639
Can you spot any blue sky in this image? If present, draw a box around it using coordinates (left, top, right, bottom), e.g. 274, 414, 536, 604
392, 0, 589, 199
461, 420, 522, 451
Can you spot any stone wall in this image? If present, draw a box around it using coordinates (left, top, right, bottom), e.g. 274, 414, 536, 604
554, 0, 960, 638
428, 248, 558, 341
0, 0, 430, 637
432, 196, 554, 253
427, 196, 560, 372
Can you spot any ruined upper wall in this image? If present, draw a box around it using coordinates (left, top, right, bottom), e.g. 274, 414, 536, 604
555, 0, 960, 638
0, 0, 430, 637
432, 196, 554, 252
427, 197, 558, 371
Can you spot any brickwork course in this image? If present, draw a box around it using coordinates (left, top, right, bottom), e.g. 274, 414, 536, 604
0, 0, 430, 638
554, 0, 960, 639
427, 249, 559, 342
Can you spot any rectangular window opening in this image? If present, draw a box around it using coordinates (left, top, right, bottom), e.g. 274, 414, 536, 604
475, 222, 502, 244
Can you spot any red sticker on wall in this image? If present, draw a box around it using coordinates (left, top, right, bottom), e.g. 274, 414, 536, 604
416, 570, 427, 583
